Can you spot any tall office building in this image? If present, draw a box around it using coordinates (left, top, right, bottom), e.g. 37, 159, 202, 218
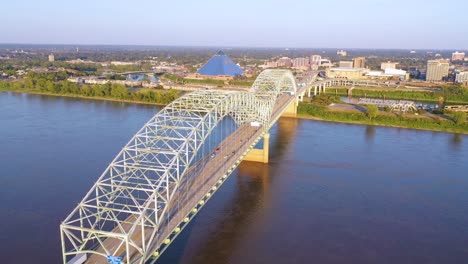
310, 55, 322, 65
452, 51, 465, 61
455, 72, 468, 83
292, 57, 310, 68
48, 53, 55, 62
426, 60, 449, 81
277, 57, 292, 67
353, 57, 365, 68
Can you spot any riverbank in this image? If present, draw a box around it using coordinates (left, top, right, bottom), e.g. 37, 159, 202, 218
297, 103, 468, 134
0, 86, 179, 106
324, 86, 468, 104
0, 89, 169, 106
3, 86, 468, 134
297, 114, 468, 134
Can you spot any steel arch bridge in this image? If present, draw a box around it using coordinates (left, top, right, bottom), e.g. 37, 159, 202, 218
60, 69, 298, 264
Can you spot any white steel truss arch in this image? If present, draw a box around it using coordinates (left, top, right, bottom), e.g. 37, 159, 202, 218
61, 69, 297, 264
250, 69, 297, 96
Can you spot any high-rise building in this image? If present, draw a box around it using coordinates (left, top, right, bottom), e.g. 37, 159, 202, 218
310, 55, 322, 65
339, 61, 354, 68
426, 59, 449, 81
353, 57, 365, 68
452, 51, 465, 61
277, 57, 292, 68
48, 53, 55, 62
381, 61, 398, 70
292, 57, 310, 68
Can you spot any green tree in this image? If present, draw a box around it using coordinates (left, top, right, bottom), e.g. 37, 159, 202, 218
366, 105, 379, 120
110, 84, 128, 99
45, 81, 55, 92
81, 85, 93, 96
453, 112, 467, 125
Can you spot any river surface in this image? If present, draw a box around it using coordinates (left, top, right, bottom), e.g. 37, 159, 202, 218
1, 92, 468, 264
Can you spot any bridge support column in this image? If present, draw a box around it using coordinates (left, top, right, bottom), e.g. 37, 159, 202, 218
244, 133, 270, 163
298, 92, 304, 102
281, 98, 297, 117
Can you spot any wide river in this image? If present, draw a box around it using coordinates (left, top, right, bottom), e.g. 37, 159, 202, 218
1, 92, 468, 264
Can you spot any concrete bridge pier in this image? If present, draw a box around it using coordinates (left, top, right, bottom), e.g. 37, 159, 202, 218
281, 98, 297, 117
244, 132, 270, 163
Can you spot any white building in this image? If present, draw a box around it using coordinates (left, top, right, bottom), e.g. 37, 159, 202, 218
452, 52, 465, 61
337, 50, 347, 56
319, 59, 333, 67
455, 71, 468, 83
385, 68, 408, 80
426, 59, 450, 81
339, 61, 353, 68
381, 61, 399, 70
310, 55, 322, 65
292, 57, 310, 68
111, 61, 138, 66
276, 57, 292, 67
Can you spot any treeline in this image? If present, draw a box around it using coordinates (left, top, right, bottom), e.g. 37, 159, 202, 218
326, 85, 468, 103
442, 85, 468, 102
163, 74, 225, 86
0, 71, 179, 105
297, 103, 468, 133
326, 88, 442, 101
162, 73, 255, 87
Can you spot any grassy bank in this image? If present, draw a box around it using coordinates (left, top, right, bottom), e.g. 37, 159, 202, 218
297, 103, 468, 134
324, 85, 468, 104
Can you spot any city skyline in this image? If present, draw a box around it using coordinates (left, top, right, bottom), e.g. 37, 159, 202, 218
1, 0, 467, 49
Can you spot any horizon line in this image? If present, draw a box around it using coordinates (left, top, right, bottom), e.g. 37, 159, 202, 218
0, 42, 465, 52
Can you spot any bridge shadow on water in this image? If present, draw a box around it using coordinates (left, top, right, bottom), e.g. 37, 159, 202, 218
155, 117, 300, 264
154, 162, 271, 264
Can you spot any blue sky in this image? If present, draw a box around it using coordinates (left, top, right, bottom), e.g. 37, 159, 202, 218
1, 0, 466, 49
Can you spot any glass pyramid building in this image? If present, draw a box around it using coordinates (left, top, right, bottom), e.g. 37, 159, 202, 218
197, 51, 244, 76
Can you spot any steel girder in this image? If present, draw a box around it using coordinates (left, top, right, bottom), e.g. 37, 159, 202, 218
60, 69, 297, 264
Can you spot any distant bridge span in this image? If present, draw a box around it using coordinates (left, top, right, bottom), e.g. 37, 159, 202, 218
60, 69, 304, 264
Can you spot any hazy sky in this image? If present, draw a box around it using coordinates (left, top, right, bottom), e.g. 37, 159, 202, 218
1, 0, 467, 49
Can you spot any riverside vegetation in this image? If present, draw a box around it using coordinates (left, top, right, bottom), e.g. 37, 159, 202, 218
298, 95, 468, 134
325, 85, 468, 104
2, 72, 467, 133
0, 71, 179, 105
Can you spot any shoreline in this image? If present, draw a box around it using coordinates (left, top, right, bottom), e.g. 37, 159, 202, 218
296, 114, 468, 135
2, 89, 466, 135
0, 89, 167, 107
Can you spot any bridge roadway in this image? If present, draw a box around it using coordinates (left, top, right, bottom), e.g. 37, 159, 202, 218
83, 93, 296, 264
